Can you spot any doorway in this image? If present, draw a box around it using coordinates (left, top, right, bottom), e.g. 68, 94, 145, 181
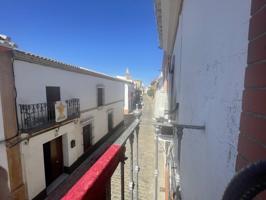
108, 112, 113, 132
83, 124, 92, 152
43, 136, 64, 186
46, 86, 61, 121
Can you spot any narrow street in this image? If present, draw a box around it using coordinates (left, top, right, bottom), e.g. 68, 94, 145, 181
111, 95, 165, 200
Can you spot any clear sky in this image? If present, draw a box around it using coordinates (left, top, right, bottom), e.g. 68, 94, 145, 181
0, 0, 162, 86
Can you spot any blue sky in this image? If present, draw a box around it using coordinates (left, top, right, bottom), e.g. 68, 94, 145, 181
0, 0, 162, 85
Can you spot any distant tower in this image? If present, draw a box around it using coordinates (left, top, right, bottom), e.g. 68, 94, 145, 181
125, 67, 131, 80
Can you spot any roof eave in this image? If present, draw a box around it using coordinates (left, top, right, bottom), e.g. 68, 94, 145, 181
12, 50, 130, 84
155, 0, 163, 49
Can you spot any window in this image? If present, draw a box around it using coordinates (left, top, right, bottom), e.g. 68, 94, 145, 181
107, 110, 113, 132
170, 55, 176, 108
83, 123, 93, 152
97, 87, 104, 107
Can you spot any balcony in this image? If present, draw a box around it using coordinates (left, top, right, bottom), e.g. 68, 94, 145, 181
43, 111, 141, 200
19, 98, 80, 133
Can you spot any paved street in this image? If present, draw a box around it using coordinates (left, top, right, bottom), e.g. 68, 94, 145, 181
111, 95, 165, 200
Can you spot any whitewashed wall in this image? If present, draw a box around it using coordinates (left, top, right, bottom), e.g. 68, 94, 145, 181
0, 92, 9, 187
13, 60, 124, 109
14, 60, 125, 199
20, 122, 81, 199
20, 100, 124, 200
13, 60, 124, 142
124, 83, 135, 113
171, 0, 251, 199
124, 84, 129, 111
154, 76, 168, 119
128, 83, 135, 112
81, 101, 124, 143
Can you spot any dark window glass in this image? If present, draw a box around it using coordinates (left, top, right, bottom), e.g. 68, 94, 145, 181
97, 87, 104, 107
83, 124, 92, 151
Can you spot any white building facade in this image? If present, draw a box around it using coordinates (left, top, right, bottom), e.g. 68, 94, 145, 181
117, 69, 135, 114
0, 47, 125, 199
155, 0, 251, 199
123, 81, 135, 114
153, 73, 168, 119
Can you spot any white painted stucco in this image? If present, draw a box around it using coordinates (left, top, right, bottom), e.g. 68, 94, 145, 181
20, 122, 81, 199
14, 60, 124, 199
14, 60, 124, 142
20, 100, 123, 200
13, 60, 124, 109
168, 0, 251, 199
125, 84, 129, 110
80, 101, 124, 143
154, 74, 168, 119
116, 76, 135, 114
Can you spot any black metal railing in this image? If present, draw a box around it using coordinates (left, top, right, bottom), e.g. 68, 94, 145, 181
66, 98, 80, 119
19, 98, 80, 133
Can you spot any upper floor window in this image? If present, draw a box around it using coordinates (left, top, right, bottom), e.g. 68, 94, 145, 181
97, 86, 104, 107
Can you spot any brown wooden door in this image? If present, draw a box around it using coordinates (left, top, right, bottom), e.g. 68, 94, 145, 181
43, 136, 63, 186
83, 124, 92, 152
108, 112, 113, 132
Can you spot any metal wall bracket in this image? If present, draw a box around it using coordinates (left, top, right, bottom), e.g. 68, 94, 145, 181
154, 120, 205, 137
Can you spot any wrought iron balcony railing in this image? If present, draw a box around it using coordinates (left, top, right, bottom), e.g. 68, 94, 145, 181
19, 98, 80, 133
60, 111, 142, 200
